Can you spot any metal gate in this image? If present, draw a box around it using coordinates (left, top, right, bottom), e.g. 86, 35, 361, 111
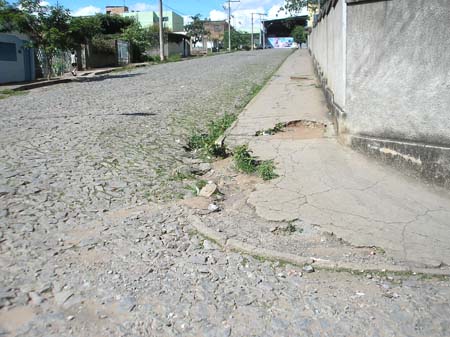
116, 40, 130, 66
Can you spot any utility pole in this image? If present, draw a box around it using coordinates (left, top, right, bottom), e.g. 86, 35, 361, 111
258, 13, 267, 48
251, 13, 254, 50
225, 0, 240, 52
251, 13, 265, 50
159, 0, 164, 61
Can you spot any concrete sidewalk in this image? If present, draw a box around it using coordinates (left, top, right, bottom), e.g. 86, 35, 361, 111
224, 50, 450, 269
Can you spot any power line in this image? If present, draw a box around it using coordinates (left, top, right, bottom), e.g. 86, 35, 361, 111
159, 0, 164, 61
162, 2, 188, 17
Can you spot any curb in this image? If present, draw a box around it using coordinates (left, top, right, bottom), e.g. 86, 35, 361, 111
6, 63, 150, 92
189, 215, 450, 277
10, 79, 73, 91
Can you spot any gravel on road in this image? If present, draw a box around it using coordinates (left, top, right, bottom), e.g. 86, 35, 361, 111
1, 50, 450, 337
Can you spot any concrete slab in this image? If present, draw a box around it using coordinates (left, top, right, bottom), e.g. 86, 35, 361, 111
225, 50, 450, 268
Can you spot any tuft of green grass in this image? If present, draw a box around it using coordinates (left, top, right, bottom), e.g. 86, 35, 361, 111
187, 113, 237, 158
0, 89, 27, 99
233, 145, 258, 174
258, 160, 278, 181
185, 179, 207, 195
233, 145, 278, 180
167, 54, 181, 62
255, 122, 286, 136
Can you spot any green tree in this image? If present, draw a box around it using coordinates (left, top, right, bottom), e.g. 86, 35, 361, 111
68, 15, 102, 46
281, 0, 308, 13
2, 0, 72, 78
97, 13, 134, 35
291, 25, 306, 44
223, 30, 256, 50
184, 14, 208, 45
282, 0, 327, 13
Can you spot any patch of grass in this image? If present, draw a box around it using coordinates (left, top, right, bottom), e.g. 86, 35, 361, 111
185, 179, 207, 195
171, 171, 194, 181
187, 113, 237, 158
167, 54, 181, 62
233, 145, 258, 174
233, 145, 278, 180
0, 89, 27, 99
285, 222, 297, 233
255, 122, 286, 136
257, 160, 278, 181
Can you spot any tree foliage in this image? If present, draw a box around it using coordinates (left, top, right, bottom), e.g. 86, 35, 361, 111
0, 1, 145, 74
69, 15, 102, 45
281, 0, 308, 13
291, 25, 306, 44
281, 0, 327, 13
121, 22, 164, 61
1, 0, 72, 78
97, 13, 134, 35
223, 30, 256, 50
184, 14, 208, 45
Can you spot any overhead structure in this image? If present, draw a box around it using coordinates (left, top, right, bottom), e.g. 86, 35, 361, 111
262, 15, 308, 48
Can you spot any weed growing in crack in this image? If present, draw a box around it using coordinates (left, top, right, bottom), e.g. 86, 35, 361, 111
233, 145, 278, 180
255, 122, 286, 136
257, 160, 278, 180
187, 113, 237, 158
233, 145, 258, 174
185, 179, 207, 195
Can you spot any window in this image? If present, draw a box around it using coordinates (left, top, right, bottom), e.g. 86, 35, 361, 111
0, 42, 17, 62
214, 25, 221, 32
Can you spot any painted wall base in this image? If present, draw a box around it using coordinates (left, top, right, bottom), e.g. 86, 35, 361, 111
311, 53, 450, 189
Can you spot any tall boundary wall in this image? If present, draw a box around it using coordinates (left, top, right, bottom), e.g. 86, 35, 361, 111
309, 0, 450, 188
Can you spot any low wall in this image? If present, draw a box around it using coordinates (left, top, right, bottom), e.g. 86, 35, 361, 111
309, 0, 450, 188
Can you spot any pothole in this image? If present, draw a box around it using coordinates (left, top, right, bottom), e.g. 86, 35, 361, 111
255, 120, 328, 139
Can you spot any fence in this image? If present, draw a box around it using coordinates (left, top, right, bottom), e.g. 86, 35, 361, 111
35, 49, 71, 78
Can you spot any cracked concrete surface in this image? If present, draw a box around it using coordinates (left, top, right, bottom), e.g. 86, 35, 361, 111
225, 50, 450, 269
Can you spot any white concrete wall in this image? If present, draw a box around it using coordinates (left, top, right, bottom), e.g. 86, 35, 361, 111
310, 0, 450, 146
309, 0, 346, 108
345, 0, 450, 146
0, 34, 26, 84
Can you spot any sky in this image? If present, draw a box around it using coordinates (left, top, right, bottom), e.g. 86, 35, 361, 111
44, 0, 307, 32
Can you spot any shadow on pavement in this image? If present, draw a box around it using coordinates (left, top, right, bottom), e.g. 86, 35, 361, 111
75, 73, 143, 82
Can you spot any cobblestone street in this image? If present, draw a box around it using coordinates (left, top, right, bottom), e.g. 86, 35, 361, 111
1, 51, 450, 337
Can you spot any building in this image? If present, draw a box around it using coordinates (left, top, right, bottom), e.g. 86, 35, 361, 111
106, 6, 129, 15
146, 33, 190, 58
122, 11, 157, 28
121, 10, 184, 32
0, 33, 35, 84
203, 20, 230, 41
262, 16, 308, 48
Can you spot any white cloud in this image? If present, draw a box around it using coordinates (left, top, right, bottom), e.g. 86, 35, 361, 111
72, 5, 101, 17
209, 9, 227, 21
129, 2, 156, 12
208, 1, 309, 32
183, 15, 193, 25
267, 4, 288, 19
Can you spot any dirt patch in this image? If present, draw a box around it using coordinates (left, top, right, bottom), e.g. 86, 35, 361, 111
0, 306, 35, 334
180, 196, 211, 210
272, 120, 327, 140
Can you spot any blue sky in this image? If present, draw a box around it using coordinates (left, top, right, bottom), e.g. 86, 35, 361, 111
44, 0, 306, 31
